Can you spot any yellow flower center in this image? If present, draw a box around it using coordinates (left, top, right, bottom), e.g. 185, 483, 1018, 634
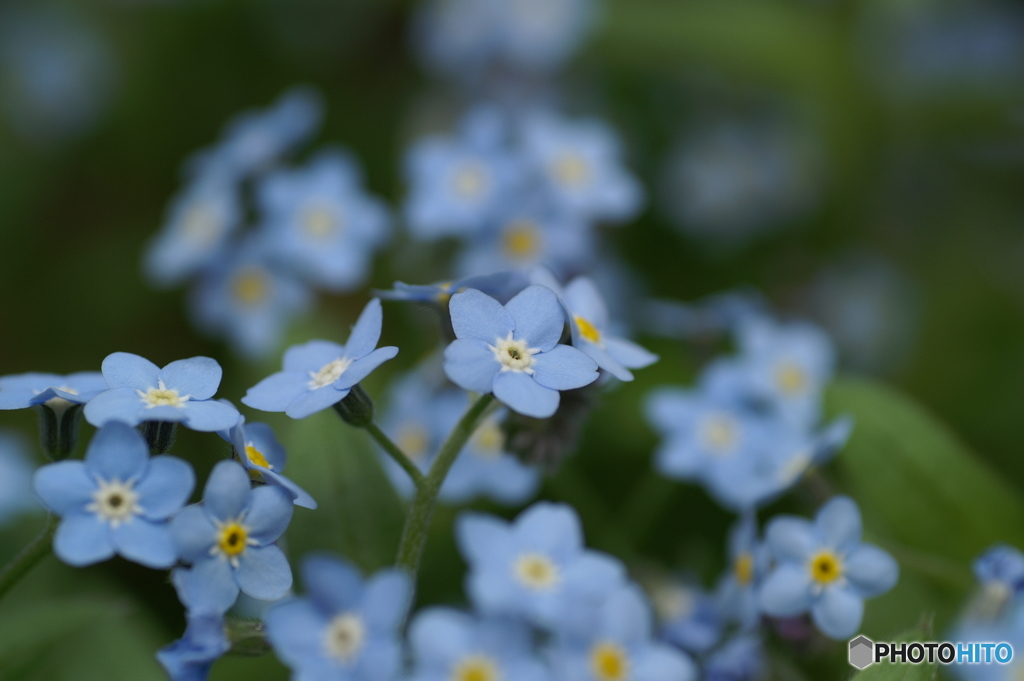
513, 553, 559, 591
216, 521, 250, 560
501, 220, 540, 260
451, 654, 501, 681
699, 412, 738, 454
138, 380, 189, 409
309, 357, 353, 389
590, 641, 630, 681
452, 162, 489, 199
575, 316, 601, 344
302, 204, 340, 240
809, 550, 843, 585
323, 612, 366, 664
774, 361, 807, 395
397, 423, 431, 461
245, 445, 271, 469
651, 584, 695, 622
552, 153, 590, 188
734, 552, 754, 585
469, 419, 505, 458
233, 269, 269, 305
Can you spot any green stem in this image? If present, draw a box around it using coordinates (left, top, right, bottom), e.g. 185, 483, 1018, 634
0, 515, 58, 605
365, 422, 425, 486
395, 393, 496, 577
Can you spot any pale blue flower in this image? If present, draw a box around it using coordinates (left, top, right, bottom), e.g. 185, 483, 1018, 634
376, 271, 528, 307
171, 460, 294, 612
714, 513, 764, 630
551, 583, 697, 681
32, 422, 194, 568
975, 545, 1024, 597
703, 634, 765, 681
0, 430, 39, 525
258, 150, 390, 291
243, 298, 398, 419
407, 608, 548, 681
156, 610, 229, 681
84, 353, 239, 432
444, 285, 598, 418
949, 601, 1024, 680
266, 555, 411, 681
0, 371, 106, 410
759, 496, 898, 639
221, 415, 317, 509
651, 581, 722, 654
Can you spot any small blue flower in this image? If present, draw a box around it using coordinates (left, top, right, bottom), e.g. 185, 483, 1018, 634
376, 271, 528, 307
189, 233, 314, 360
703, 634, 765, 681
243, 298, 399, 419
258, 150, 391, 291
456, 502, 625, 631
551, 583, 697, 681
950, 601, 1024, 681
521, 112, 644, 223
221, 415, 317, 510
84, 353, 240, 432
406, 608, 548, 681
444, 285, 598, 418
759, 496, 899, 639
266, 554, 411, 681
32, 422, 195, 568
0, 370, 107, 410
650, 580, 722, 654
714, 513, 764, 630
0, 430, 39, 525
171, 460, 294, 612
974, 545, 1024, 608
156, 610, 229, 681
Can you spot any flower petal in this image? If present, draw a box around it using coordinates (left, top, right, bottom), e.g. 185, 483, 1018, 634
159, 357, 223, 400
84, 422, 149, 482
530, 345, 598, 391
516, 502, 584, 556
33, 461, 94, 515
245, 485, 293, 545
301, 554, 364, 613
632, 643, 698, 681
492, 371, 559, 418
344, 298, 384, 359
112, 518, 177, 568
506, 285, 564, 352
408, 608, 473, 667
449, 289, 514, 343
563, 277, 609, 330
83, 388, 145, 427
443, 339, 500, 394
265, 599, 329, 667
811, 585, 864, 639
604, 336, 658, 370
334, 346, 399, 390
54, 512, 116, 567
175, 559, 240, 613
766, 516, 815, 563
242, 371, 310, 412
101, 352, 160, 390
455, 512, 512, 564
362, 570, 412, 633
283, 340, 346, 373
262, 469, 317, 510
759, 564, 812, 617
285, 384, 348, 419
136, 456, 195, 520
235, 544, 293, 601
203, 460, 251, 521
171, 504, 217, 562
844, 544, 899, 598
182, 400, 240, 432
815, 496, 862, 551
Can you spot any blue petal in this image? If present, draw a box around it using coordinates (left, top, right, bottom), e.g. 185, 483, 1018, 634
530, 345, 598, 391
302, 554, 363, 613
84, 388, 145, 427
101, 352, 161, 390
355, 638, 402, 681
176, 559, 240, 614
160, 357, 223, 400
203, 461, 251, 521
33, 461, 94, 515
112, 518, 177, 568
263, 469, 317, 510
136, 455, 195, 520
54, 512, 115, 566
766, 517, 815, 562
814, 496, 862, 551
604, 336, 658, 370
84, 422, 149, 482
600, 584, 651, 645
334, 346, 399, 390
362, 570, 412, 633
344, 298, 384, 360
171, 505, 217, 562
265, 599, 329, 667
654, 435, 703, 479
242, 371, 310, 412
644, 388, 699, 433
579, 342, 633, 382
844, 544, 899, 598
444, 339, 500, 394
811, 585, 863, 639
285, 385, 348, 419
283, 340, 346, 372
142, 405, 189, 423
456, 512, 511, 564
183, 400, 240, 432
449, 289, 514, 343
235, 544, 293, 601
563, 277, 609, 330
492, 371, 559, 418
633, 644, 697, 681
758, 564, 812, 617
516, 502, 583, 556
506, 285, 565, 352
245, 485, 293, 544
408, 608, 473, 667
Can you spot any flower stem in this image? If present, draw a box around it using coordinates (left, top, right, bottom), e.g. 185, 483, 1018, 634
395, 393, 496, 577
365, 422, 425, 486
0, 515, 58, 605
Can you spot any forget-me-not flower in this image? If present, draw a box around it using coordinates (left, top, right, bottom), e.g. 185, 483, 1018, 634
266, 554, 410, 681
156, 610, 229, 681
171, 460, 294, 612
258, 150, 391, 291
444, 285, 598, 418
702, 634, 765, 681
32, 422, 195, 568
715, 513, 764, 630
221, 415, 316, 510
0, 370, 107, 412
759, 496, 898, 639
84, 353, 239, 431
0, 430, 39, 525
406, 608, 548, 681
971, 545, 1024, 617
243, 298, 399, 419
649, 579, 722, 654
377, 271, 528, 307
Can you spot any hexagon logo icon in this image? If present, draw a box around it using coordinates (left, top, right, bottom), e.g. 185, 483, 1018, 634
849, 635, 874, 670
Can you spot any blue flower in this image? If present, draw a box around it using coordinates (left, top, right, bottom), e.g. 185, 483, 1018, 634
0, 430, 39, 525
456, 502, 625, 631
189, 233, 314, 360
266, 555, 410, 681
950, 601, 1024, 681
703, 635, 765, 681
444, 285, 598, 418
973, 545, 1024, 613
649, 580, 722, 654
521, 112, 644, 223
243, 298, 399, 419
84, 353, 240, 432
714, 513, 764, 630
0, 370, 107, 410
258, 150, 390, 291
156, 610, 229, 681
551, 583, 697, 681
32, 422, 194, 568
759, 496, 899, 639
221, 415, 317, 510
171, 460, 294, 612
406, 608, 548, 681
376, 271, 528, 307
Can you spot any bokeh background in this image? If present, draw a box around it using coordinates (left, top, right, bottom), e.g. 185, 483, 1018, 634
2, 0, 1024, 678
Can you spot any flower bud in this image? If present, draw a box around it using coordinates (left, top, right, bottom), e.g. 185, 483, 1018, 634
333, 384, 375, 428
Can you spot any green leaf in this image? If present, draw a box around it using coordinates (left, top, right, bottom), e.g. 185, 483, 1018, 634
851, 621, 936, 680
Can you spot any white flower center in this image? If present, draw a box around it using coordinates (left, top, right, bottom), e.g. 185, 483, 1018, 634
302, 204, 340, 241
652, 584, 696, 622
38, 385, 79, 414
309, 357, 353, 389
137, 380, 190, 409
323, 612, 366, 664
551, 152, 590, 188
698, 412, 739, 455
489, 333, 538, 374
451, 161, 489, 200
774, 360, 808, 396
181, 201, 223, 245
86, 479, 142, 528
513, 552, 560, 591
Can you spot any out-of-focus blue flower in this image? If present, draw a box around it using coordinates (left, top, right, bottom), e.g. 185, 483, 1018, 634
0, 430, 39, 525
456, 502, 625, 630
190, 233, 313, 360
243, 298, 399, 419
407, 608, 548, 681
84, 353, 239, 432
703, 634, 765, 681
0, 371, 106, 411
715, 513, 764, 631
156, 610, 229, 681
521, 112, 643, 223
258, 150, 390, 291
404, 107, 521, 239
972, 545, 1024, 617
144, 168, 241, 288
171, 460, 294, 612
444, 286, 598, 418
266, 554, 410, 681
32, 422, 194, 568
650, 580, 722, 654
551, 583, 697, 681
221, 415, 316, 510
377, 271, 528, 307
759, 496, 898, 639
